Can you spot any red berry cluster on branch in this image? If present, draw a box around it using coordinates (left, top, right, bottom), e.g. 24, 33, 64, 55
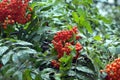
52, 27, 82, 59
51, 27, 82, 69
0, 0, 32, 29
104, 58, 120, 80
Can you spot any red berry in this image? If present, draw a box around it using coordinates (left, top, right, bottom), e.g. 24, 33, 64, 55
102, 58, 120, 80
51, 60, 60, 69
0, 64, 2, 68
0, 0, 31, 28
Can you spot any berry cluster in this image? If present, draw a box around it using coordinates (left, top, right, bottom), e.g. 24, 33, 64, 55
104, 58, 120, 80
52, 27, 82, 59
0, 0, 32, 29
51, 27, 82, 69
51, 60, 60, 69
53, 27, 78, 42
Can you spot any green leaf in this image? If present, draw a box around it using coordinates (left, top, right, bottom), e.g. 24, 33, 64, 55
59, 54, 72, 63
59, 54, 72, 72
77, 8, 86, 16
39, 4, 53, 11
79, 15, 85, 25
0, 46, 8, 56
2, 50, 14, 65
68, 70, 76, 76
86, 0, 93, 4
23, 69, 32, 80
5, 67, 16, 78
16, 48, 37, 54
35, 74, 42, 80
76, 72, 93, 80
76, 55, 98, 80
41, 68, 54, 80
72, 12, 79, 23
13, 40, 33, 46
94, 35, 102, 41
76, 65, 94, 74
116, 46, 120, 54
79, 15, 93, 33
84, 21, 93, 33
30, 2, 46, 9
13, 71, 23, 80
54, 73, 61, 80
93, 55, 105, 69
108, 46, 116, 54
12, 54, 19, 63
26, 17, 39, 33
98, 15, 112, 24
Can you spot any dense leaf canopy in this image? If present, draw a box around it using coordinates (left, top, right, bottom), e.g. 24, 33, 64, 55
0, 0, 120, 80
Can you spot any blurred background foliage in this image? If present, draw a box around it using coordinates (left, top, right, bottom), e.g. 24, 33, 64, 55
0, 0, 120, 80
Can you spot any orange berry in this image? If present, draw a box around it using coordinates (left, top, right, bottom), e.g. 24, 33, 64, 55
11, 20, 15, 23
7, 20, 11, 23
103, 58, 120, 80
4, 20, 7, 23
27, 14, 31, 17
28, 7, 33, 12
8, 15, 11, 19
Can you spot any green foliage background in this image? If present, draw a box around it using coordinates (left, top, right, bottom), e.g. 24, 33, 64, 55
0, 0, 120, 80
